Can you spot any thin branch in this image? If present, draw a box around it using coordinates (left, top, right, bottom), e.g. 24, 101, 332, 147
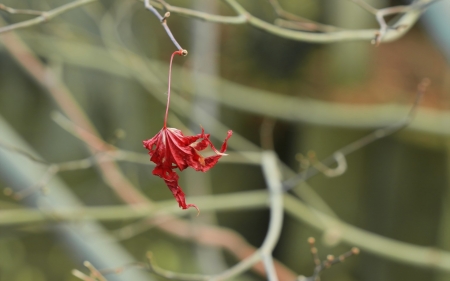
0, 140, 48, 164
0, 190, 268, 226
350, 0, 442, 45
268, 0, 342, 32
0, 4, 45, 16
0, 0, 97, 34
301, 237, 359, 281
211, 151, 284, 281
93, 151, 285, 281
274, 19, 342, 32
146, 253, 210, 281
138, 0, 436, 43
349, 0, 378, 14
144, 0, 187, 52
283, 78, 430, 191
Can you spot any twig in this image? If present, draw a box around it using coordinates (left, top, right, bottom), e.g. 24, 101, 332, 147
350, 0, 441, 45
144, 0, 187, 52
268, 0, 342, 32
0, 140, 48, 164
5, 164, 58, 200
139, 0, 436, 43
283, 78, 430, 191
274, 19, 342, 32
108, 151, 285, 281
299, 237, 359, 281
349, 0, 378, 14
0, 4, 44, 16
211, 151, 284, 281
146, 252, 210, 281
0, 0, 98, 34
307, 151, 347, 178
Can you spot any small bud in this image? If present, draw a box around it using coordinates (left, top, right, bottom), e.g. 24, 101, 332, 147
351, 247, 360, 255
308, 237, 315, 245
164, 12, 170, 18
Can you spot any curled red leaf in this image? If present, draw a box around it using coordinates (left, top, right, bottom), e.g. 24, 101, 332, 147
143, 50, 232, 213
143, 127, 232, 212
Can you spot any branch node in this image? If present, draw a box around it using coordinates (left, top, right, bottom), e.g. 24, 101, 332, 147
162, 11, 170, 22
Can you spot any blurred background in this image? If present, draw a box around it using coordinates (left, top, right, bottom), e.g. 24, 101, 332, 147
1, 0, 450, 281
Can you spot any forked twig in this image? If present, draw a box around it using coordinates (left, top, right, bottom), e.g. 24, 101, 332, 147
298, 237, 360, 281
350, 0, 441, 45
144, 0, 187, 53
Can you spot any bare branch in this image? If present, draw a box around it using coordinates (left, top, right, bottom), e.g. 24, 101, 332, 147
0, 0, 97, 34
283, 78, 430, 191
0, 140, 48, 164
138, 0, 436, 43
0, 4, 45, 16
144, 0, 187, 52
299, 238, 360, 281
350, 0, 442, 45
268, 0, 343, 32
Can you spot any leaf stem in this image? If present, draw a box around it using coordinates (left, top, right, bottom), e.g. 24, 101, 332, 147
164, 50, 183, 128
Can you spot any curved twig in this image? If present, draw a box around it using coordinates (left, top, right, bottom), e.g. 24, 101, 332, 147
0, 0, 97, 34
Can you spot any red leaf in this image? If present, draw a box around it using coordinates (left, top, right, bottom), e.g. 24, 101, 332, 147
143, 127, 232, 212
143, 50, 232, 213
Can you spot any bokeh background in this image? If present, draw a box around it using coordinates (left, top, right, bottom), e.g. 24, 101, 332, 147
1, 0, 450, 281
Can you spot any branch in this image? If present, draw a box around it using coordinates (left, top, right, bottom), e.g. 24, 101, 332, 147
298, 237, 360, 281
73, 152, 285, 281
268, 0, 343, 32
141, 0, 435, 43
283, 78, 430, 191
0, 0, 97, 34
212, 151, 284, 281
144, 0, 187, 52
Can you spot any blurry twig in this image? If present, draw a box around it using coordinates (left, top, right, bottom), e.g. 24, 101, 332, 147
0, 4, 44, 16
260, 118, 276, 150
0, 140, 48, 164
138, 0, 434, 43
268, 0, 342, 32
283, 78, 430, 191
72, 261, 108, 281
5, 165, 58, 200
146, 252, 210, 281
0, 0, 97, 34
298, 237, 360, 281
350, 0, 441, 45
307, 151, 347, 178
77, 152, 284, 281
